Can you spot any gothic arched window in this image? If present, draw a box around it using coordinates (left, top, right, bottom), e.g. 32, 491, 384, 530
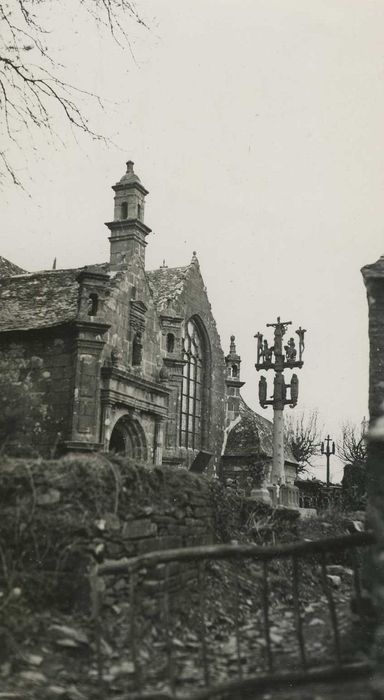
180, 318, 204, 449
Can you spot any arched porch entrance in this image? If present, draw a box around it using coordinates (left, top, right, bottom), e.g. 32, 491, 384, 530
109, 415, 148, 462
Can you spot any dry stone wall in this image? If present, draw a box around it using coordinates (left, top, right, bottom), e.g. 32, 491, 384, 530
0, 455, 216, 610
0, 454, 299, 618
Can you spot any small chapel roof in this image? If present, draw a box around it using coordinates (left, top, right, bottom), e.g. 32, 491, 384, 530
225, 397, 298, 465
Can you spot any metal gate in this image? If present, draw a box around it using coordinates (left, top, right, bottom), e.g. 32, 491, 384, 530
92, 530, 375, 699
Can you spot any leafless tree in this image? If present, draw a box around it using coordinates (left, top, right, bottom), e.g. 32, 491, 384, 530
0, 0, 146, 185
284, 409, 322, 474
338, 421, 367, 467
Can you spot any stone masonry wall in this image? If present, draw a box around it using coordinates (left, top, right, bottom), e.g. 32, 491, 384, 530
101, 257, 162, 381
0, 454, 300, 644
362, 261, 384, 698
0, 328, 75, 455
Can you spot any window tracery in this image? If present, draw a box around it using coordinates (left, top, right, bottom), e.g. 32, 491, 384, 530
180, 318, 204, 449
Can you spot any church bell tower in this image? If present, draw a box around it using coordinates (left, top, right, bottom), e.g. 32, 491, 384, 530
105, 161, 151, 268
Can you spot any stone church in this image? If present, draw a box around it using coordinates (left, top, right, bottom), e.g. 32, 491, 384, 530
0, 161, 297, 483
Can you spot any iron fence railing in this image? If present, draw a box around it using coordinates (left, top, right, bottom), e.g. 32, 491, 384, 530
92, 530, 375, 699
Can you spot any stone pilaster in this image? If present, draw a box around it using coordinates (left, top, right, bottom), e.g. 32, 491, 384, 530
158, 302, 186, 461
153, 416, 164, 465
362, 257, 384, 698
64, 321, 109, 451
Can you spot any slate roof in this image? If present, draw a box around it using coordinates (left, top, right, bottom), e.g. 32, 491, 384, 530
0, 268, 82, 332
0, 256, 26, 277
225, 397, 298, 464
146, 265, 191, 309
0, 251, 194, 333
0, 254, 192, 332
0, 258, 114, 332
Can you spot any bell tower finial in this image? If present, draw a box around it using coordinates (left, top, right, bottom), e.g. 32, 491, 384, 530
105, 161, 151, 269
226, 335, 241, 379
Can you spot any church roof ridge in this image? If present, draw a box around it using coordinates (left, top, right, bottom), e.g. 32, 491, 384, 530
146, 262, 190, 274
0, 259, 110, 279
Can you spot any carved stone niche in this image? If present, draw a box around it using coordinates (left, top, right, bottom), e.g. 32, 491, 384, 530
159, 300, 183, 356
77, 267, 110, 319
129, 299, 147, 333
159, 362, 170, 383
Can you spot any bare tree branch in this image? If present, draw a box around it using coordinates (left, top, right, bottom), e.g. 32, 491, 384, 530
338, 422, 367, 466
284, 410, 323, 474
0, 0, 147, 185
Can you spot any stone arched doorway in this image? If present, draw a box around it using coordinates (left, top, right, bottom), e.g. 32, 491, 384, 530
109, 415, 148, 462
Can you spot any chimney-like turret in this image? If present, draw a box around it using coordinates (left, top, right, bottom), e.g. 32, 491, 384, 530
105, 161, 151, 269
225, 335, 245, 425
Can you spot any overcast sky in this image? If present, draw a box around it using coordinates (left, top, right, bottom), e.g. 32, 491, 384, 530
2, 0, 384, 482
